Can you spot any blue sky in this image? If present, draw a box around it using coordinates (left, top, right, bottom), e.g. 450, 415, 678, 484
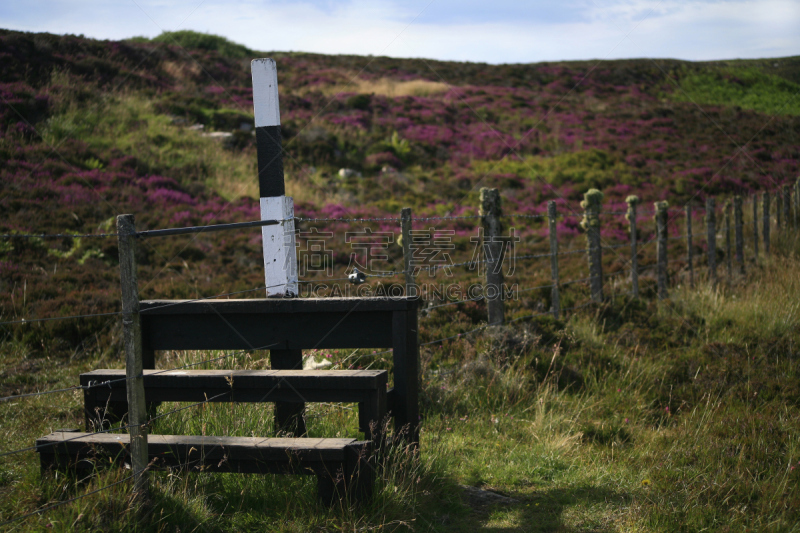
1, 0, 798, 63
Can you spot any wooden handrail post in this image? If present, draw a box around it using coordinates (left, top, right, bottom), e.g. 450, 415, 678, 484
686, 203, 694, 289
581, 189, 604, 302
734, 196, 744, 276
706, 198, 717, 287
626, 196, 640, 297
547, 201, 560, 318
401, 208, 417, 298
763, 191, 770, 255
116, 214, 149, 500
654, 201, 668, 299
481, 188, 504, 325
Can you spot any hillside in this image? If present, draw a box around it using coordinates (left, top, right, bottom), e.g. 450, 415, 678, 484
1, 29, 800, 532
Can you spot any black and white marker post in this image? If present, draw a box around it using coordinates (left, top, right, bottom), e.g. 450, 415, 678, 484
252, 59, 305, 435
252, 58, 298, 298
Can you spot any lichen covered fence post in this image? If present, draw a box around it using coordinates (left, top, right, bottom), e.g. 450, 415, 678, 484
753, 194, 759, 260
763, 191, 771, 255
783, 184, 791, 232
686, 203, 694, 289
795, 177, 800, 230
724, 202, 732, 284
654, 201, 668, 300
706, 197, 717, 287
547, 201, 561, 318
401, 207, 416, 298
626, 196, 640, 297
480, 188, 504, 325
581, 189, 604, 302
734, 196, 744, 276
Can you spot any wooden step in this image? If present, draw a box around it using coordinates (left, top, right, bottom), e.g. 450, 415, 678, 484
81, 369, 387, 440
36, 431, 373, 505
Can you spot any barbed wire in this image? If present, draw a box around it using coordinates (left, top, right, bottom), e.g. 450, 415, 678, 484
3, 388, 236, 459
500, 213, 547, 219
517, 282, 556, 293
0, 471, 138, 528
422, 294, 485, 311
561, 276, 592, 286
0, 311, 122, 327
0, 232, 118, 239
1, 286, 271, 328
295, 217, 400, 223
0, 343, 275, 404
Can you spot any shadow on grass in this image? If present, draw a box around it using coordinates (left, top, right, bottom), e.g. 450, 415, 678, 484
466, 485, 629, 533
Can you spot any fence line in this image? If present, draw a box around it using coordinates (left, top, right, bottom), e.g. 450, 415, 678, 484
2, 180, 798, 525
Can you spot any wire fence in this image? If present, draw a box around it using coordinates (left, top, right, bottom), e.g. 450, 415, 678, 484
1, 182, 798, 526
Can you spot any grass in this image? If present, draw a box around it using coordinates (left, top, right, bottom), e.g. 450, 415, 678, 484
672, 66, 800, 116
3, 29, 800, 531
2, 230, 799, 530
321, 78, 451, 99
41, 91, 260, 201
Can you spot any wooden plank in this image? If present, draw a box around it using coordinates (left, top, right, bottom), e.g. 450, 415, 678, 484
82, 369, 386, 390
88, 387, 378, 405
37, 432, 373, 504
141, 309, 394, 351
140, 297, 418, 315
81, 369, 387, 407
37, 432, 353, 462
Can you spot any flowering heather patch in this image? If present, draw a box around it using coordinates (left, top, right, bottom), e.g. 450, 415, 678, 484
1, 29, 799, 355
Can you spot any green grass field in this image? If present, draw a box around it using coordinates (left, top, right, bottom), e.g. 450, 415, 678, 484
2, 29, 800, 532
2, 230, 799, 532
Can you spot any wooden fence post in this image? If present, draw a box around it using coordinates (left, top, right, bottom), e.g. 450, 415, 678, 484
480, 188, 504, 325
753, 195, 759, 260
401, 208, 416, 298
724, 202, 732, 284
734, 196, 744, 275
626, 196, 640, 297
763, 191, 771, 255
116, 214, 149, 499
706, 198, 717, 287
795, 177, 800, 230
777, 188, 783, 231
581, 189, 604, 302
686, 203, 694, 289
655, 201, 668, 299
783, 184, 791, 233
547, 201, 560, 318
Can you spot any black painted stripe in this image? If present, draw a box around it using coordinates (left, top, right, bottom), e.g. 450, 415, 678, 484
256, 125, 285, 198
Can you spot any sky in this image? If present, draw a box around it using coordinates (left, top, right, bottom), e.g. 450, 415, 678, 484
1, 0, 798, 64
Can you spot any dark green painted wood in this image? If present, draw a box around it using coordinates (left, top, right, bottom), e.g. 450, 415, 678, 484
36, 432, 373, 504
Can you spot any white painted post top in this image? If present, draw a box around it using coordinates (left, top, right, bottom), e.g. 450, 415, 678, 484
252, 58, 280, 127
